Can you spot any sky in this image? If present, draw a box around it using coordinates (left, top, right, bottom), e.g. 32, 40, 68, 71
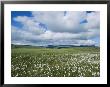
11, 11, 100, 46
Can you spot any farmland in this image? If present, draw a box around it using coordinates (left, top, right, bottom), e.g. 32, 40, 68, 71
11, 47, 100, 77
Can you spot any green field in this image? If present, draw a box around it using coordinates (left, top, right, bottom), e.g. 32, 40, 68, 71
11, 47, 100, 77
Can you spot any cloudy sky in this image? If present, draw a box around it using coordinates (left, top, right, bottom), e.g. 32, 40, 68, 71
11, 11, 100, 46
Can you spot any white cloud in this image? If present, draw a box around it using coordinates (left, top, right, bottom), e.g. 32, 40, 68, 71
12, 11, 100, 46
85, 12, 100, 29
32, 11, 87, 33
13, 16, 45, 35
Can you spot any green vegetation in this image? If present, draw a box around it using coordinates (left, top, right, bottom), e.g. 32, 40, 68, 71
11, 47, 100, 77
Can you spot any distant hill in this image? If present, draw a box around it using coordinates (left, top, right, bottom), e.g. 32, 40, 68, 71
11, 44, 42, 48
45, 45, 95, 48
11, 44, 97, 49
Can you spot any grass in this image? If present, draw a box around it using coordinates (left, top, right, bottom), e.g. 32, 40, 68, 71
11, 47, 100, 77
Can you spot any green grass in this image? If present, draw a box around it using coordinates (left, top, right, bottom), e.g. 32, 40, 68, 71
11, 47, 100, 77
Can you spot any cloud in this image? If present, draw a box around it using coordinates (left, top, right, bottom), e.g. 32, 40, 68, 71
13, 16, 46, 35
85, 12, 100, 29
32, 11, 87, 33
11, 11, 100, 46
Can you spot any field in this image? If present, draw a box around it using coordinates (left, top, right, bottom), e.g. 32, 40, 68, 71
11, 47, 100, 77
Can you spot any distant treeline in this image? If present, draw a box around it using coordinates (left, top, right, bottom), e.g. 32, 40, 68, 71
11, 44, 98, 49
11, 44, 40, 48
45, 45, 96, 49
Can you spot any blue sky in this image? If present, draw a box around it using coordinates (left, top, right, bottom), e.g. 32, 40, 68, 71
11, 11, 32, 28
11, 11, 100, 46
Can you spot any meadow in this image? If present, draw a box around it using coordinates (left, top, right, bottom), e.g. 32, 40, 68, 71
11, 47, 100, 77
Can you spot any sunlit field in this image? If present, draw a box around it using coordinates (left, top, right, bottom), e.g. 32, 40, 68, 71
11, 47, 100, 77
